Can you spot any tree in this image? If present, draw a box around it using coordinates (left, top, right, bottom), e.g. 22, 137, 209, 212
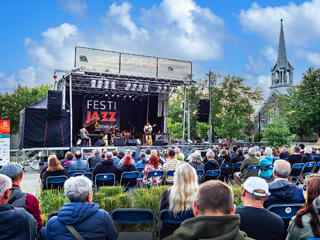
0, 84, 52, 132
279, 66, 320, 142
198, 122, 210, 140
263, 109, 295, 146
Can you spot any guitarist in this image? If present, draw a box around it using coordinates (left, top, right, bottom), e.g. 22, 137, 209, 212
144, 122, 156, 145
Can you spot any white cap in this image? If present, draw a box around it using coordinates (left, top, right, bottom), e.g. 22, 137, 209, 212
192, 151, 201, 158
244, 177, 269, 197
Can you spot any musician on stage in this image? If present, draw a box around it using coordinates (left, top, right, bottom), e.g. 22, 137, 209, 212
80, 124, 91, 146
144, 122, 155, 145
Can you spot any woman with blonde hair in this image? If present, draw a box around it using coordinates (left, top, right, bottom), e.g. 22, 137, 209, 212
41, 155, 68, 190
158, 162, 198, 239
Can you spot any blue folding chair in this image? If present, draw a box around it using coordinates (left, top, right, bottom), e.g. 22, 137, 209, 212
120, 171, 140, 189
203, 170, 220, 182
306, 238, 320, 240
145, 170, 164, 187
196, 169, 204, 177
89, 168, 94, 173
68, 170, 85, 178
233, 162, 242, 173
95, 173, 116, 188
164, 170, 175, 185
158, 209, 195, 239
74, 172, 93, 180
244, 165, 260, 179
260, 164, 274, 180
220, 163, 234, 183
111, 209, 155, 240
302, 162, 316, 177
267, 203, 304, 239
46, 175, 68, 190
312, 161, 320, 174
289, 163, 304, 184
137, 167, 145, 186
64, 166, 69, 172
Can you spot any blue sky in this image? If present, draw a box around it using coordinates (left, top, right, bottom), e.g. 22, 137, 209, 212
1, 0, 320, 101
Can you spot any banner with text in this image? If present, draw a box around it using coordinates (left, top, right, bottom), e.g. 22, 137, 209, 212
82, 96, 120, 132
0, 120, 10, 166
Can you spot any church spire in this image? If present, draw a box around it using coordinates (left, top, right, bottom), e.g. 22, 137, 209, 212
277, 18, 287, 68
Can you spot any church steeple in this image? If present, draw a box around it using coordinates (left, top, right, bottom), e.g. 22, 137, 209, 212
270, 19, 294, 91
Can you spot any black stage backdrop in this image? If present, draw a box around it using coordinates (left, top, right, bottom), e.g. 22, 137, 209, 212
67, 94, 162, 145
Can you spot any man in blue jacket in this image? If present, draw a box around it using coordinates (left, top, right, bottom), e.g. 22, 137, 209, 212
264, 160, 305, 209
46, 176, 119, 240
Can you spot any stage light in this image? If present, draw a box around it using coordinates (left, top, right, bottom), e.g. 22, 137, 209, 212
172, 87, 177, 93
104, 80, 109, 89
71, 67, 80, 72
128, 95, 132, 98
91, 79, 96, 88
125, 83, 131, 90
111, 94, 114, 97
167, 87, 171, 92
111, 81, 116, 89
132, 98, 135, 101
105, 94, 108, 97
117, 94, 120, 97
97, 80, 103, 88
144, 85, 149, 92
138, 84, 143, 91
157, 86, 162, 92
162, 86, 167, 92
131, 83, 137, 91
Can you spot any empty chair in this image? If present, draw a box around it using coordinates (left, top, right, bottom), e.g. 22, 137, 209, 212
68, 170, 85, 178
312, 161, 320, 174
203, 170, 220, 182
46, 175, 68, 190
111, 209, 155, 240
95, 173, 116, 188
120, 171, 139, 189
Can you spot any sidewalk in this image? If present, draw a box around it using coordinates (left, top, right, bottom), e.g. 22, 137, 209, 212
20, 166, 41, 195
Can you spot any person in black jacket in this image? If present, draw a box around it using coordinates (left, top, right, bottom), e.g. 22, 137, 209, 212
287, 146, 303, 182
204, 150, 219, 182
118, 155, 137, 187
279, 146, 290, 160
217, 149, 233, 182
93, 152, 119, 187
88, 148, 104, 169
232, 149, 245, 165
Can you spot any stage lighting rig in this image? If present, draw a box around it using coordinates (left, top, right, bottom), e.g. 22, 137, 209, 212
125, 83, 131, 90
144, 85, 149, 92
131, 83, 137, 91
104, 80, 109, 89
138, 84, 143, 91
156, 86, 162, 92
172, 87, 177, 93
162, 86, 167, 92
97, 79, 103, 88
91, 79, 96, 88
111, 81, 116, 89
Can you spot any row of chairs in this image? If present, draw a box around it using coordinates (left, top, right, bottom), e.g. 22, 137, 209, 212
47, 203, 305, 240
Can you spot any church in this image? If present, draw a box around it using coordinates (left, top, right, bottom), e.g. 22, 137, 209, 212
253, 19, 294, 135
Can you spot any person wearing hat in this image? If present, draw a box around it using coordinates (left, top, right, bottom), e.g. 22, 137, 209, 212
0, 163, 45, 238
0, 174, 37, 240
235, 177, 284, 240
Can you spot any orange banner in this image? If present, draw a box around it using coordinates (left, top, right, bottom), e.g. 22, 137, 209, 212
0, 120, 10, 134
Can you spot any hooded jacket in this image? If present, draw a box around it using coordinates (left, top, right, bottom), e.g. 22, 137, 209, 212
93, 159, 119, 185
264, 179, 305, 209
88, 156, 104, 169
163, 214, 253, 240
46, 202, 118, 240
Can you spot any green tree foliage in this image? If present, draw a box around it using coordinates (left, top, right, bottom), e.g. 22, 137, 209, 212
254, 132, 264, 143
198, 122, 210, 140
279, 67, 320, 139
263, 109, 295, 146
0, 84, 52, 133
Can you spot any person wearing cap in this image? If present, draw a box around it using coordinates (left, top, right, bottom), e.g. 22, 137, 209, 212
0, 174, 37, 240
163, 150, 181, 184
233, 148, 259, 185
164, 180, 253, 240
264, 160, 305, 209
235, 177, 284, 240
0, 163, 44, 236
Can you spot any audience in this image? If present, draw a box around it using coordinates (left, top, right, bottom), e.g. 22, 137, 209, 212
188, 151, 204, 170
60, 151, 73, 167
204, 150, 219, 179
63, 152, 75, 168
0, 174, 37, 240
236, 177, 284, 240
136, 152, 147, 168
118, 155, 137, 187
93, 152, 119, 187
255, 151, 262, 161
217, 149, 232, 166
287, 146, 303, 167
265, 160, 304, 209
232, 146, 238, 158
174, 147, 184, 161
299, 143, 305, 155
131, 150, 139, 163
87, 148, 103, 169
280, 146, 290, 160
272, 148, 280, 161
42, 156, 68, 190
259, 147, 274, 178
45, 176, 119, 240
69, 151, 89, 172
142, 155, 162, 187
151, 149, 165, 165
232, 148, 245, 165
287, 174, 320, 240
234, 148, 259, 185
145, 149, 152, 161
163, 150, 180, 185
158, 162, 198, 239
164, 180, 252, 240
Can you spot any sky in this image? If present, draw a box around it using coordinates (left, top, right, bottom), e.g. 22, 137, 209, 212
1, 0, 320, 102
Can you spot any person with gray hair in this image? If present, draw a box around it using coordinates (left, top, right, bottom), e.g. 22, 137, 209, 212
0, 174, 37, 240
279, 145, 290, 159
46, 176, 119, 240
264, 160, 305, 209
259, 147, 274, 178
93, 152, 119, 187
234, 147, 259, 185
88, 148, 103, 169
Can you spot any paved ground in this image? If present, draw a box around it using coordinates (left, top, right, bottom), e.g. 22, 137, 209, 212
21, 164, 41, 195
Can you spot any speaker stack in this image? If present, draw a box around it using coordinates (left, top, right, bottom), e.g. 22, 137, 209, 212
197, 99, 210, 123
47, 90, 62, 120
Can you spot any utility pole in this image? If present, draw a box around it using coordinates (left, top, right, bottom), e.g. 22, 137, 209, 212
188, 103, 190, 141
208, 71, 212, 145
182, 85, 187, 143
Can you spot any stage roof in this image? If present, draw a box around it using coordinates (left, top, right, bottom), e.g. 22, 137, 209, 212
55, 46, 193, 95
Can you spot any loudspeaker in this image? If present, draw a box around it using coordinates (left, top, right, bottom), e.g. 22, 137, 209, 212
127, 139, 138, 146
47, 90, 62, 120
114, 140, 126, 146
154, 139, 169, 146
197, 99, 210, 123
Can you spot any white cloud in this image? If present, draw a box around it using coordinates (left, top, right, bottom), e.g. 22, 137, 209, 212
296, 50, 320, 66
239, 1, 320, 47
260, 46, 277, 63
245, 55, 266, 74
57, 0, 88, 16
99, 0, 227, 61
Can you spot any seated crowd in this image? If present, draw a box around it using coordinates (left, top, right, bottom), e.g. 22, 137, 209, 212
2, 143, 320, 240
